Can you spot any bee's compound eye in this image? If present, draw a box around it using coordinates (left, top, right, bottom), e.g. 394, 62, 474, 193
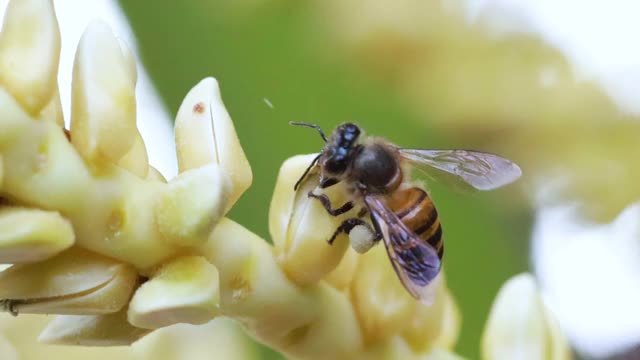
344, 132, 356, 141
325, 158, 347, 174
343, 123, 360, 139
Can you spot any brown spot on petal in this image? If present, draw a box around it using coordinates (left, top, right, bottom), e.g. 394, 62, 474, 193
63, 128, 71, 142
193, 102, 205, 114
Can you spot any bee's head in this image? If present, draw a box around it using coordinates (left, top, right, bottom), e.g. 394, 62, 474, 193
320, 122, 361, 176
289, 121, 362, 190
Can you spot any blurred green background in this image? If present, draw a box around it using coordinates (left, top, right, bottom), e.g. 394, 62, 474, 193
117, 1, 553, 358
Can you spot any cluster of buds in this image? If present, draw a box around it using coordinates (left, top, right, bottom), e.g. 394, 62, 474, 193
0, 0, 572, 359
0, 0, 250, 346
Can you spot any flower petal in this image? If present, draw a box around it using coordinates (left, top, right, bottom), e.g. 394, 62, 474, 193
147, 165, 166, 182
0, 0, 60, 114
371, 336, 467, 360
116, 131, 149, 178
0, 207, 74, 263
269, 154, 353, 285
200, 218, 316, 330
155, 164, 232, 247
0, 70, 46, 147
433, 288, 462, 350
199, 218, 365, 359
350, 245, 419, 343
117, 38, 137, 85
39, 309, 150, 346
70, 20, 137, 165
38, 83, 63, 127
112, 39, 147, 177
174, 77, 252, 210
324, 247, 360, 290
481, 273, 571, 360
401, 276, 460, 352
0, 334, 17, 360
0, 248, 138, 315
132, 318, 260, 360
128, 256, 220, 329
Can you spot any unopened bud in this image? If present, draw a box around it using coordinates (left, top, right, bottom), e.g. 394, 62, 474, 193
481, 273, 571, 360
269, 154, 354, 285
174, 77, 252, 211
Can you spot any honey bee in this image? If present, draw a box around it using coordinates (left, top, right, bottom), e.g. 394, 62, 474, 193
290, 122, 522, 304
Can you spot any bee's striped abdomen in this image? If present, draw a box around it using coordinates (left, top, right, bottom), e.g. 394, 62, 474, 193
387, 187, 444, 259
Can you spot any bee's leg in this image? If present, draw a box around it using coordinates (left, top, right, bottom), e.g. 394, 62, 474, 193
319, 177, 339, 189
0, 299, 19, 316
308, 192, 354, 216
327, 218, 380, 245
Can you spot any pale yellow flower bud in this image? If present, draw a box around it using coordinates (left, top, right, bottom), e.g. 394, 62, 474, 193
269, 154, 353, 285
2, 314, 258, 358
70, 20, 137, 165
155, 164, 231, 247
117, 38, 138, 85
0, 155, 3, 189
0, 0, 470, 355
433, 289, 462, 350
0, 6, 237, 336
350, 244, 419, 343
39, 309, 150, 346
0, 334, 17, 360
481, 273, 572, 360
365, 336, 467, 360
324, 247, 360, 290
174, 77, 252, 210
0, 87, 41, 146
0, 207, 74, 263
38, 84, 63, 126
128, 256, 220, 329
0, 0, 59, 115
401, 276, 460, 352
132, 319, 260, 360
201, 218, 317, 331
0, 248, 138, 315
111, 39, 148, 177
199, 218, 364, 358
116, 131, 149, 178
147, 165, 167, 182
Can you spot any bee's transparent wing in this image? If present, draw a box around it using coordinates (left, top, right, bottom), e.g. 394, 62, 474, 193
364, 195, 441, 305
399, 149, 522, 191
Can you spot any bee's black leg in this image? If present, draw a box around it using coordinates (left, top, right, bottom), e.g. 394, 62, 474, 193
308, 192, 354, 216
319, 177, 339, 189
327, 218, 381, 245
1, 299, 19, 316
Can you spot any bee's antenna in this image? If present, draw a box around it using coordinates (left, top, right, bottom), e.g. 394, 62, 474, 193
294, 153, 321, 191
289, 122, 328, 142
